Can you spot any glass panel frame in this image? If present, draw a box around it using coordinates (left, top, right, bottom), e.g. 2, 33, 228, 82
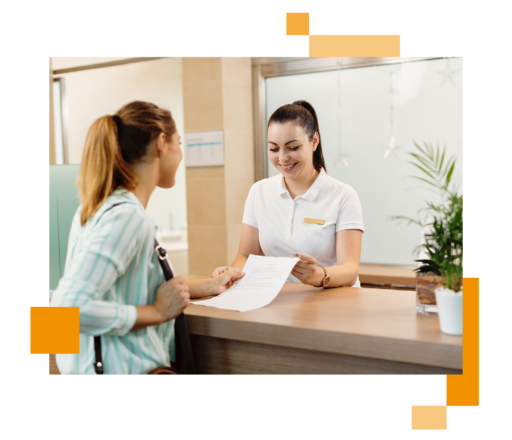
52, 77, 69, 164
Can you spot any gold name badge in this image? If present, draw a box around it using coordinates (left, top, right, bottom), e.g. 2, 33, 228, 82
304, 218, 325, 225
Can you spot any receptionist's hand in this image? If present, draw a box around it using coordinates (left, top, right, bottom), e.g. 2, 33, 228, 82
291, 253, 324, 287
211, 266, 231, 277
210, 267, 246, 294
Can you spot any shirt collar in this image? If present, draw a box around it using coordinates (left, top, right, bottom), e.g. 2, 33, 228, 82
120, 190, 157, 230
276, 174, 289, 197
275, 168, 327, 202
302, 168, 327, 201
112, 188, 143, 207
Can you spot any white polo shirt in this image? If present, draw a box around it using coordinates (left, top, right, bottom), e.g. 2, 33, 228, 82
242, 169, 364, 285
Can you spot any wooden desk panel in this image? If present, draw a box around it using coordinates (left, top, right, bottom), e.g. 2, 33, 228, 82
179, 277, 456, 405
358, 264, 416, 287
185, 283, 462, 374
184, 335, 452, 405
50, 276, 459, 374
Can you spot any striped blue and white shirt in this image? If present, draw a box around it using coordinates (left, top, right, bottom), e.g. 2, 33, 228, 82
51, 189, 175, 374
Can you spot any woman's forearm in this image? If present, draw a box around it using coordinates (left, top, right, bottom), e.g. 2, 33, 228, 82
185, 264, 246, 298
131, 305, 163, 330
185, 278, 220, 298
318, 263, 359, 288
231, 254, 248, 270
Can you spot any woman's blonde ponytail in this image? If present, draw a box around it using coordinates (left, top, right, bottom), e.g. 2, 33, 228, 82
77, 115, 136, 226
77, 101, 177, 226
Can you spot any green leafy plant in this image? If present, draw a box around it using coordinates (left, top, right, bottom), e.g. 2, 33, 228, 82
414, 259, 441, 275
391, 142, 463, 291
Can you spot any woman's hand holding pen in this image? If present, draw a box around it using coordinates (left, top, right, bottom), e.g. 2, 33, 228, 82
291, 253, 324, 287
153, 275, 190, 323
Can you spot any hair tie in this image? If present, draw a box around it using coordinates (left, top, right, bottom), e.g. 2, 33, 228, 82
112, 114, 122, 127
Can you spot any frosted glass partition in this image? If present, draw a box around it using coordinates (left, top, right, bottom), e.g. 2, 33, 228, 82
50, 165, 81, 290
265, 58, 462, 266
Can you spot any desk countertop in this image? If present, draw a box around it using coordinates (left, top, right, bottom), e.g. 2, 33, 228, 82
358, 264, 417, 286
185, 281, 461, 370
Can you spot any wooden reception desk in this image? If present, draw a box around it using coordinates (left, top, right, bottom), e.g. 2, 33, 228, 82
50, 274, 460, 375
182, 281, 462, 375
358, 264, 416, 287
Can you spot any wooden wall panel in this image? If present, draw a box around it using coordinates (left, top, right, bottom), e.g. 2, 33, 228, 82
182, 58, 254, 274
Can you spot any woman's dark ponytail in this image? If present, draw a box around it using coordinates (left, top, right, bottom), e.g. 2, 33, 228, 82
268, 100, 327, 173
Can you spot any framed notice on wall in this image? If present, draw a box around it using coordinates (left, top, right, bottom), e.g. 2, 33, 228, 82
184, 130, 224, 167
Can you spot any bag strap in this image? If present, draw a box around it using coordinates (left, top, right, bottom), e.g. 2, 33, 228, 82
91, 201, 195, 374
154, 239, 196, 374
93, 334, 104, 374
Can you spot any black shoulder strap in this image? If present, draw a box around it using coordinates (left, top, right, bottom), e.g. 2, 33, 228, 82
93, 335, 104, 374
154, 239, 196, 374
92, 202, 195, 374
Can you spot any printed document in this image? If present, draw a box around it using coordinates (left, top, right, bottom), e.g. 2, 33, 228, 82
191, 254, 299, 312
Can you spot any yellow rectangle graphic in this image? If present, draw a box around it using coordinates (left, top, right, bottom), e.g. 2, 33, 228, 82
309, 35, 400, 57
31, 307, 80, 354
304, 218, 325, 225
412, 406, 447, 430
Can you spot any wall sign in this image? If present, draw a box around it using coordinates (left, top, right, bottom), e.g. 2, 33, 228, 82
184, 130, 224, 167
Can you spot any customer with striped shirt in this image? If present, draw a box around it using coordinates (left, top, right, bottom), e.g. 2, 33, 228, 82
51, 101, 243, 374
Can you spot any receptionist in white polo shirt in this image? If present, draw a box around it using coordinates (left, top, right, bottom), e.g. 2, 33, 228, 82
213, 100, 364, 288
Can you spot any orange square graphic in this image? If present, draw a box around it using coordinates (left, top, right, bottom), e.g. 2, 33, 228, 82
286, 13, 309, 35
30, 306, 80, 405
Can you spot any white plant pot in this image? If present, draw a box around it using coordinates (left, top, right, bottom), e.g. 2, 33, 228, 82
435, 286, 463, 335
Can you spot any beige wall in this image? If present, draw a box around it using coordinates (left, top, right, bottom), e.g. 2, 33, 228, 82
54, 58, 187, 234
221, 58, 256, 264
51, 56, 255, 276
183, 58, 254, 274
49, 58, 55, 165
51, 57, 189, 275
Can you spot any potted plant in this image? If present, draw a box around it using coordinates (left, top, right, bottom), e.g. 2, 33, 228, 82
391, 142, 463, 323
433, 192, 463, 335
414, 261, 444, 314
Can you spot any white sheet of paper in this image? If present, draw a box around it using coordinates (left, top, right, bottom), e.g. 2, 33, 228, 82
191, 254, 299, 312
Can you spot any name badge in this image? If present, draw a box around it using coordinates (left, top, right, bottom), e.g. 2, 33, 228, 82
304, 218, 325, 225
